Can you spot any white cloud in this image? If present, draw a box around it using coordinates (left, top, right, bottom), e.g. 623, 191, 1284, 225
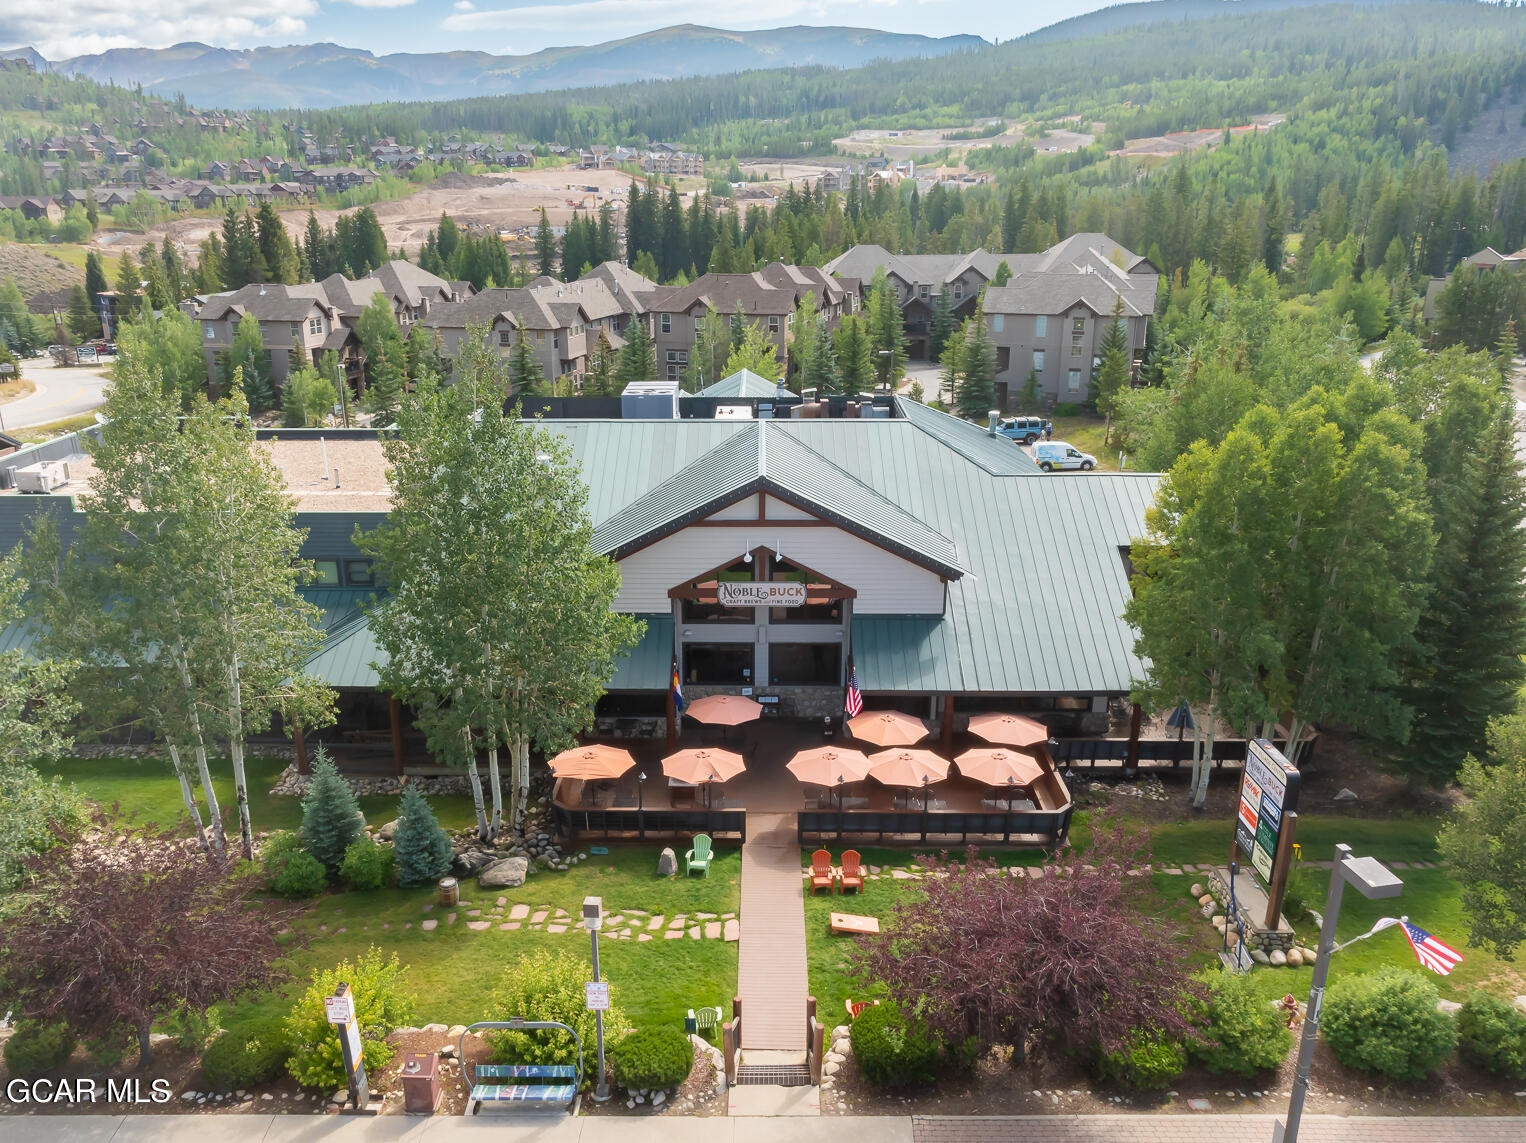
0, 1, 317, 59
331, 0, 417, 8
453, 1, 476, 10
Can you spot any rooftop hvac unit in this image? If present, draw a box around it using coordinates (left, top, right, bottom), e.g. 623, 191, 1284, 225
13, 461, 72, 494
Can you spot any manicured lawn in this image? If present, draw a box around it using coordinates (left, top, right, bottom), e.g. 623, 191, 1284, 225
34, 754, 484, 833
225, 845, 740, 1036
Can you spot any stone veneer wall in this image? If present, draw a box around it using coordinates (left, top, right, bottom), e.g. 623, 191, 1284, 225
683, 684, 850, 721
1208, 867, 1298, 953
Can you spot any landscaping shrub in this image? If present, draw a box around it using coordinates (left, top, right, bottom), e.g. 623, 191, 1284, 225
1321, 968, 1458, 1081
339, 835, 392, 891
608, 1026, 693, 1092
392, 784, 454, 888
261, 830, 328, 898
162, 1003, 221, 1053
1093, 1030, 1188, 1090
201, 1014, 292, 1091
1456, 993, 1526, 1080
284, 948, 414, 1089
3, 1020, 77, 1078
489, 949, 629, 1089
1190, 971, 1293, 1076
0, 765, 87, 890
849, 1001, 940, 1091
84, 1030, 133, 1070
300, 750, 364, 879
1053, 402, 1085, 417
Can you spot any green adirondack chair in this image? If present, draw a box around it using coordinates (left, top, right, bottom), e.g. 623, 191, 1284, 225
685, 834, 713, 877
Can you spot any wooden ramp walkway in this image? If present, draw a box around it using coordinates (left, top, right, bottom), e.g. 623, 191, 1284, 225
737, 810, 808, 1051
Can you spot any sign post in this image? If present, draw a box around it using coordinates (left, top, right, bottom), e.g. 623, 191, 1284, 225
583, 896, 611, 1101
1233, 739, 1302, 928
326, 983, 369, 1111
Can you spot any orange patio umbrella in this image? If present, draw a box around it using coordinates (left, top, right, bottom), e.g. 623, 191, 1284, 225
661, 747, 747, 785
786, 746, 873, 787
846, 710, 929, 747
966, 713, 1050, 750
867, 748, 950, 788
545, 743, 637, 781
684, 694, 764, 726
954, 747, 1047, 788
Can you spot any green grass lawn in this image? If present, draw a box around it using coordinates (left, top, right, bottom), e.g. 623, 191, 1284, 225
33, 754, 484, 833
224, 845, 740, 1037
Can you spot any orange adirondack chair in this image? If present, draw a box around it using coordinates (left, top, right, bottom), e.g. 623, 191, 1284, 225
809, 849, 835, 895
838, 849, 864, 894
846, 999, 880, 1020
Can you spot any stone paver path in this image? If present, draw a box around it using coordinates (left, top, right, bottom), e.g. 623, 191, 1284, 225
738, 811, 810, 1050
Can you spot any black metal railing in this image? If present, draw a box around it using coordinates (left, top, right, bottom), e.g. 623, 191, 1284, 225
797, 807, 1071, 847
1051, 735, 1315, 769
549, 804, 747, 841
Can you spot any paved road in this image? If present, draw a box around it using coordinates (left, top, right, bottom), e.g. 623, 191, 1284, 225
0, 357, 111, 433
3, 1113, 1524, 1142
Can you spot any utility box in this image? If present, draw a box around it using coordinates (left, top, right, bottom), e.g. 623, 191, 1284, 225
398, 1052, 441, 1114
621, 379, 680, 420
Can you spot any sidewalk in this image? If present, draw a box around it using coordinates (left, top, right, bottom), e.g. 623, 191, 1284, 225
4, 1114, 1525, 1143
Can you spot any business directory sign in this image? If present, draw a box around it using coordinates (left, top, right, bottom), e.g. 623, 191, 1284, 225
1235, 738, 1300, 885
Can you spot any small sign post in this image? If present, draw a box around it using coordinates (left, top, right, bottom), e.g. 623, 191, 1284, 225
583, 896, 611, 1101
328, 983, 369, 1111
584, 981, 611, 1011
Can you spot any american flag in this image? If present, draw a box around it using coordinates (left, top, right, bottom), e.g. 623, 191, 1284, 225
844, 668, 864, 718
1401, 920, 1463, 975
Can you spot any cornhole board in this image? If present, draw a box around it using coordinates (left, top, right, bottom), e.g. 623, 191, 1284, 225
830, 912, 881, 936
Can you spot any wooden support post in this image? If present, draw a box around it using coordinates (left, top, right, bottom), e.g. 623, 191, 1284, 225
732, 995, 743, 1022
1125, 702, 1142, 775
389, 696, 404, 777
805, 996, 817, 1052
294, 724, 309, 776
941, 694, 954, 754
666, 688, 677, 750
1264, 810, 1299, 930
722, 1020, 738, 1084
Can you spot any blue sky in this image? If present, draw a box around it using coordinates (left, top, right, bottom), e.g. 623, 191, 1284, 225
3, 0, 1121, 60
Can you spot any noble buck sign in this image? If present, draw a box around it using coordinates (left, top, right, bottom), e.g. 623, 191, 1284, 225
718, 581, 807, 607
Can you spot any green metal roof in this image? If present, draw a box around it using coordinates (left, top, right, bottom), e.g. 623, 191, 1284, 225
692, 369, 796, 399
591, 421, 965, 578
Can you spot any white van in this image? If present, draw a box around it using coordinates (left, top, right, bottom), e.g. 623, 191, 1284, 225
1033, 441, 1096, 472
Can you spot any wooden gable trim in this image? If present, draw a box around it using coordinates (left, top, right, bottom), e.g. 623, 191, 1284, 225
667, 544, 858, 601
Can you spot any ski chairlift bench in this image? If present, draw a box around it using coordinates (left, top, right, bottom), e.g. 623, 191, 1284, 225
459, 1019, 583, 1115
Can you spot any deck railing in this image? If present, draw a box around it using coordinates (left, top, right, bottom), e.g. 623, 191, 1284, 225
548, 804, 747, 841
796, 806, 1072, 847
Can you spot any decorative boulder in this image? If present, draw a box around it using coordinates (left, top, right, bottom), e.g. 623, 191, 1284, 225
479, 856, 529, 889
454, 850, 494, 876
1285, 948, 1303, 967
377, 820, 399, 843
657, 848, 678, 877
1189, 882, 1204, 898
1269, 949, 1288, 967
1333, 787, 1359, 802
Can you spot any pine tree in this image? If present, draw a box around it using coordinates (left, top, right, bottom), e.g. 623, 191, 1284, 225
84, 251, 109, 303
955, 314, 997, 418
616, 317, 656, 385
940, 323, 967, 410
1094, 296, 1132, 436
299, 749, 362, 880
684, 305, 731, 392
392, 782, 454, 887
507, 326, 546, 396
584, 331, 619, 396
533, 209, 556, 277
66, 285, 98, 342
789, 291, 820, 385
1262, 175, 1286, 277
113, 252, 139, 305
929, 286, 955, 361
990, 260, 1013, 287
364, 340, 407, 424
866, 270, 908, 388
806, 331, 838, 395
225, 312, 272, 410
833, 314, 872, 394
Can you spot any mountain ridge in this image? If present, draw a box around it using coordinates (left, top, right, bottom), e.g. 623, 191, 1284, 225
2, 25, 986, 111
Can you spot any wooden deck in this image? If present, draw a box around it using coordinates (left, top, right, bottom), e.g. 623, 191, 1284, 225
737, 811, 809, 1051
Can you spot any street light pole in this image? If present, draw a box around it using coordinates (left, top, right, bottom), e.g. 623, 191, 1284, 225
1274, 843, 1403, 1143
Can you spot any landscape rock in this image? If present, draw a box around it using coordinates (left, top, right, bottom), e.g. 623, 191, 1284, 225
1189, 882, 1204, 898
657, 848, 678, 877
377, 820, 398, 842
1269, 949, 1287, 967
1437, 999, 1462, 1016
453, 850, 494, 876
1285, 948, 1303, 967
478, 857, 529, 889
1332, 787, 1359, 802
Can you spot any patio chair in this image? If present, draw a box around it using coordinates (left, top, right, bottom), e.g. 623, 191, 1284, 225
846, 999, 880, 1021
809, 848, 835, 895
685, 1005, 723, 1035
685, 834, 713, 877
838, 849, 864, 895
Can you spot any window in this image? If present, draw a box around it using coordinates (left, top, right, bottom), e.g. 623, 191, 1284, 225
1067, 369, 1082, 392
535, 331, 544, 342
308, 316, 323, 336
995, 347, 1010, 372
1071, 344, 1083, 356
1071, 316, 1086, 335
311, 559, 341, 586
553, 334, 560, 349
992, 314, 1004, 333
660, 313, 671, 333
499, 330, 513, 346
666, 364, 683, 381
344, 559, 375, 587
1032, 350, 1046, 372
684, 643, 754, 684
204, 321, 215, 339
769, 643, 842, 686
768, 316, 780, 333
666, 350, 689, 364
694, 316, 702, 334
953, 283, 964, 300
918, 285, 929, 300
1034, 315, 1048, 337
